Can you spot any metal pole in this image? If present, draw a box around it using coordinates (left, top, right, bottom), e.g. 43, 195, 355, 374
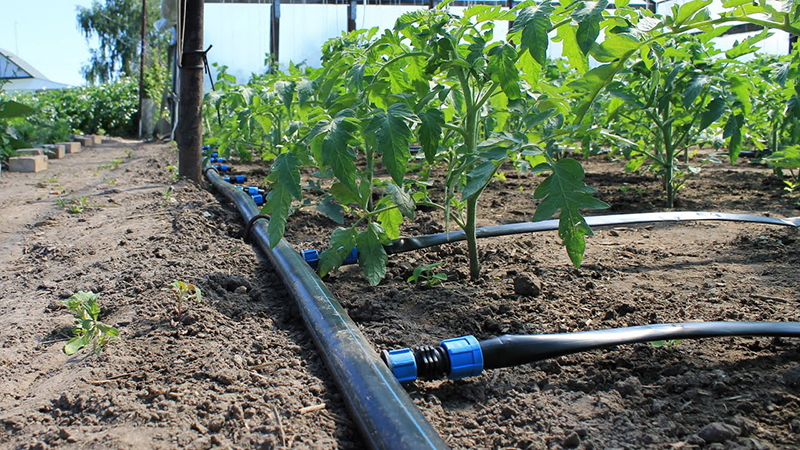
138, 0, 147, 139
507, 0, 514, 35
177, 0, 204, 183
347, 0, 356, 33
270, 0, 280, 69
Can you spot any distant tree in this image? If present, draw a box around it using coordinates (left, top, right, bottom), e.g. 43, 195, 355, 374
77, 0, 167, 84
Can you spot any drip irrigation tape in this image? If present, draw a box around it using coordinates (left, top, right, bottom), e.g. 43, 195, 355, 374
385, 211, 800, 255
204, 168, 448, 450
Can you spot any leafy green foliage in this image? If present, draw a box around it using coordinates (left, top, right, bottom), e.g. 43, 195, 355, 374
407, 261, 448, 286
62, 291, 119, 355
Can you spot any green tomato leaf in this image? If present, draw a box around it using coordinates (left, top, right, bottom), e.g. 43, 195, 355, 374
488, 43, 521, 100
319, 227, 358, 277
317, 196, 345, 224
511, 0, 554, 66
274, 80, 295, 112
262, 184, 293, 248
365, 103, 415, 186
386, 182, 415, 218
418, 108, 445, 164
321, 111, 360, 193
377, 205, 403, 240
297, 79, 314, 108
675, 0, 712, 25
532, 158, 609, 267
698, 97, 726, 132
357, 223, 389, 286
682, 74, 711, 108
572, 0, 608, 55
63, 334, 90, 356
0, 100, 35, 119
723, 113, 744, 163
462, 160, 499, 200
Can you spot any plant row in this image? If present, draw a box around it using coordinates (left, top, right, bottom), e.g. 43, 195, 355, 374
201, 0, 800, 285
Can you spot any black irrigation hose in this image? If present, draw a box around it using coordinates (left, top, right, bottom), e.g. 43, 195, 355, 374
382, 322, 800, 383
384, 211, 800, 255
204, 168, 448, 450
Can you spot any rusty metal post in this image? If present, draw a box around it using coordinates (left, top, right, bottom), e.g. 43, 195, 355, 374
177, 0, 204, 182
347, 0, 356, 33
138, 0, 147, 139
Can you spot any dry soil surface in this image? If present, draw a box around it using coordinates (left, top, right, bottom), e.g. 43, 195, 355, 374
1, 140, 799, 450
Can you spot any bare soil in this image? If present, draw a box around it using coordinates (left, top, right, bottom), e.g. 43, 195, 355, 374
1, 141, 798, 449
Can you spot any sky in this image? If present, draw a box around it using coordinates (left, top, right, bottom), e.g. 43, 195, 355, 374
1, 0, 98, 86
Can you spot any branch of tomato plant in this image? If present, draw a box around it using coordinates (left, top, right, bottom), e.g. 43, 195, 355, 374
675, 88, 711, 163
370, 51, 432, 86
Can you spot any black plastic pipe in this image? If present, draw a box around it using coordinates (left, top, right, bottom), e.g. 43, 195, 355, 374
205, 168, 448, 450
383, 322, 800, 383
480, 322, 800, 370
385, 211, 799, 254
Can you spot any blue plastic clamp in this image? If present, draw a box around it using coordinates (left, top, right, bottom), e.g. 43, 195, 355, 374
302, 249, 320, 269
224, 175, 246, 184
213, 164, 230, 172
343, 247, 358, 265
251, 194, 264, 205
245, 186, 260, 195
441, 335, 483, 379
384, 348, 418, 384
210, 157, 226, 163
202, 145, 212, 151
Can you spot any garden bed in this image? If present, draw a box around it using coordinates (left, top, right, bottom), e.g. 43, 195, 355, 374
0, 140, 798, 449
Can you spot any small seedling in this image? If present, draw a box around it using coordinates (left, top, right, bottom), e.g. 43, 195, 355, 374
166, 164, 179, 181
407, 262, 447, 287
650, 339, 682, 349
161, 186, 176, 206
163, 280, 202, 321
57, 196, 89, 214
61, 291, 119, 355
124, 148, 133, 159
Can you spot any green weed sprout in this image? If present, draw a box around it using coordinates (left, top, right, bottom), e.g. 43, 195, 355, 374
62, 291, 119, 355
56, 196, 89, 214
163, 280, 202, 320
407, 262, 447, 287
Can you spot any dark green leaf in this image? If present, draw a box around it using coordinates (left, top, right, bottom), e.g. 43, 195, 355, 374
723, 114, 744, 163
418, 108, 444, 164
297, 79, 314, 107
488, 44, 521, 100
365, 103, 415, 185
572, 0, 608, 55
0, 100, 35, 119
682, 75, 710, 108
357, 223, 389, 286
511, 0, 554, 65
698, 97, 726, 132
319, 227, 358, 277
462, 160, 499, 200
316, 196, 345, 224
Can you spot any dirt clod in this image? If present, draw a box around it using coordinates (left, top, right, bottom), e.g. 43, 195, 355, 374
698, 422, 741, 443
513, 273, 542, 297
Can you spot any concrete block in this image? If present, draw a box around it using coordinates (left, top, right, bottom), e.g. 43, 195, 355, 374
9, 155, 48, 173
74, 136, 93, 147
90, 135, 103, 145
57, 142, 81, 154
43, 144, 66, 159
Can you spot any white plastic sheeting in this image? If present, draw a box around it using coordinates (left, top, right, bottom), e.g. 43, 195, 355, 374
202, 2, 793, 84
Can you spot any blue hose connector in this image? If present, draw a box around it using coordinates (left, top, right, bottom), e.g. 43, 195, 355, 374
441, 335, 483, 379
381, 335, 484, 383
383, 348, 418, 384
223, 175, 247, 184
343, 247, 358, 265
202, 145, 212, 151
213, 164, 230, 172
251, 193, 264, 205
302, 247, 358, 269
210, 157, 226, 163
302, 249, 320, 269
